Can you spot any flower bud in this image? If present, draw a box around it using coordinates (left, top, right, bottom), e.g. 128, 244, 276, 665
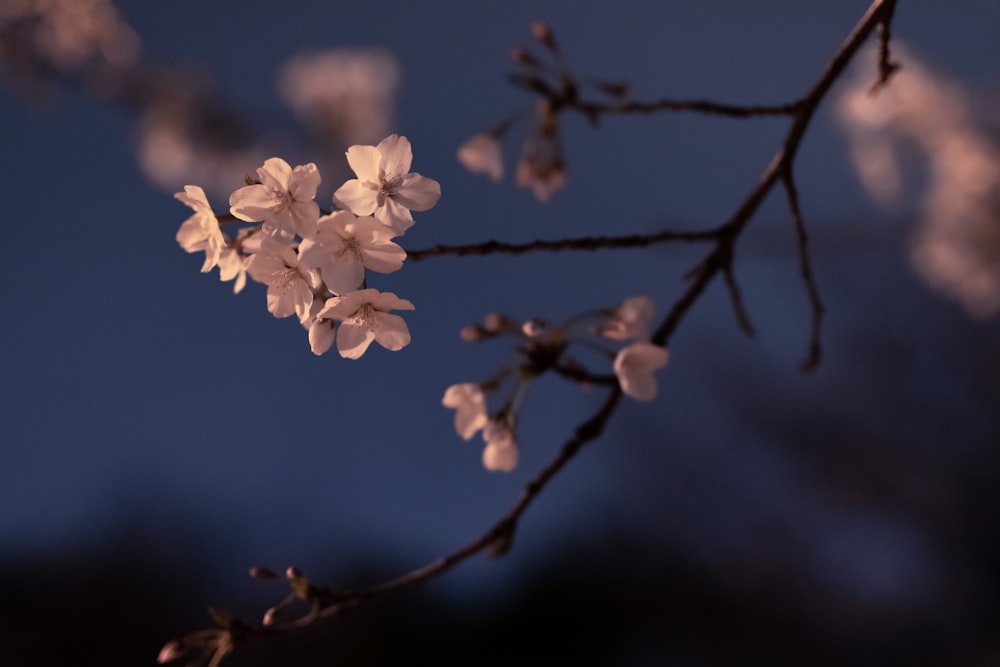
157, 640, 186, 664
460, 325, 486, 342
249, 566, 278, 581
530, 21, 557, 51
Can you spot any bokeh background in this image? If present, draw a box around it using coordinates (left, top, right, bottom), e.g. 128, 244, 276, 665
2, 1, 1000, 664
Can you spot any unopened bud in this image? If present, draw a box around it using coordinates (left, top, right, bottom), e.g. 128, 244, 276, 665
483, 312, 511, 334
522, 318, 547, 338
531, 21, 557, 51
157, 640, 185, 664
285, 566, 303, 580
460, 325, 485, 342
262, 607, 278, 627
249, 566, 278, 581
509, 47, 540, 68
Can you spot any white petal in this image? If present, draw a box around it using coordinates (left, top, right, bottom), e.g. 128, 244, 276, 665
395, 173, 441, 212
373, 312, 411, 351
309, 320, 336, 356
259, 157, 292, 190
336, 320, 375, 359
378, 134, 413, 177
229, 184, 275, 222
288, 162, 321, 201
483, 440, 518, 472
457, 134, 503, 182
345, 144, 382, 182
375, 197, 414, 234
334, 179, 378, 216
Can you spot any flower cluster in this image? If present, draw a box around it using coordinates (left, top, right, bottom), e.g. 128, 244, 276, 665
443, 297, 668, 472
175, 134, 440, 358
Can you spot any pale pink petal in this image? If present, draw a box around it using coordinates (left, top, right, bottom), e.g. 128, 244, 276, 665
370, 290, 415, 312
336, 319, 375, 359
457, 133, 504, 182
375, 197, 414, 234
377, 134, 413, 177
362, 243, 406, 275
322, 254, 365, 295
334, 179, 378, 216
229, 183, 275, 222
395, 172, 441, 212
287, 162, 321, 201
372, 312, 411, 351
614, 342, 669, 401
259, 157, 292, 190
345, 144, 383, 182
483, 440, 518, 472
317, 291, 366, 321
308, 319, 336, 356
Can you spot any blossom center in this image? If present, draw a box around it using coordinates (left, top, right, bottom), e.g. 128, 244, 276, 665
339, 236, 363, 260
273, 189, 295, 213
273, 267, 300, 294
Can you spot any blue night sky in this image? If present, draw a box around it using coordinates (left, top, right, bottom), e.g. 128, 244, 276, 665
2, 0, 1000, 638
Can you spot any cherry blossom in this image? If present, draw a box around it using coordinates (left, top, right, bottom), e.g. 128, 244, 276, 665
333, 134, 441, 235
245, 245, 320, 323
316, 288, 414, 359
175, 185, 225, 272
598, 296, 655, 341
457, 132, 503, 182
442, 383, 489, 440
614, 342, 669, 401
229, 157, 321, 238
482, 418, 518, 472
297, 210, 406, 295
516, 102, 565, 202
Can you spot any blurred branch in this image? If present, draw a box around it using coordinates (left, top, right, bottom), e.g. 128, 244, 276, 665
163, 0, 900, 663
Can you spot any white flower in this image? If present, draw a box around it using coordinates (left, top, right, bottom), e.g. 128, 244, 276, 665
457, 132, 503, 182
599, 296, 655, 341
482, 418, 518, 472
175, 185, 225, 272
333, 134, 441, 235
297, 210, 406, 295
245, 245, 321, 322
442, 383, 489, 440
316, 288, 415, 359
614, 342, 669, 401
229, 157, 321, 238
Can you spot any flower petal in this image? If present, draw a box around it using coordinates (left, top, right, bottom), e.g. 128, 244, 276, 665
395, 172, 441, 212
334, 179, 378, 216
373, 312, 411, 351
345, 144, 382, 182
336, 319, 375, 359
377, 134, 413, 177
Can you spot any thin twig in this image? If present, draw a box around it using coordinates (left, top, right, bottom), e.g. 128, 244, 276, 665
407, 228, 718, 261
782, 169, 825, 372
722, 263, 756, 337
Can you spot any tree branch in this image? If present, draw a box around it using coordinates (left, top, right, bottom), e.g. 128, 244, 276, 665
162, 2, 901, 662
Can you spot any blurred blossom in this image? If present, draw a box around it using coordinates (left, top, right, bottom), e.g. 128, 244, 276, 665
457, 132, 504, 182
614, 342, 669, 402
516, 101, 566, 202
0, 0, 140, 72
838, 44, 1000, 319
136, 94, 268, 198
278, 49, 400, 146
